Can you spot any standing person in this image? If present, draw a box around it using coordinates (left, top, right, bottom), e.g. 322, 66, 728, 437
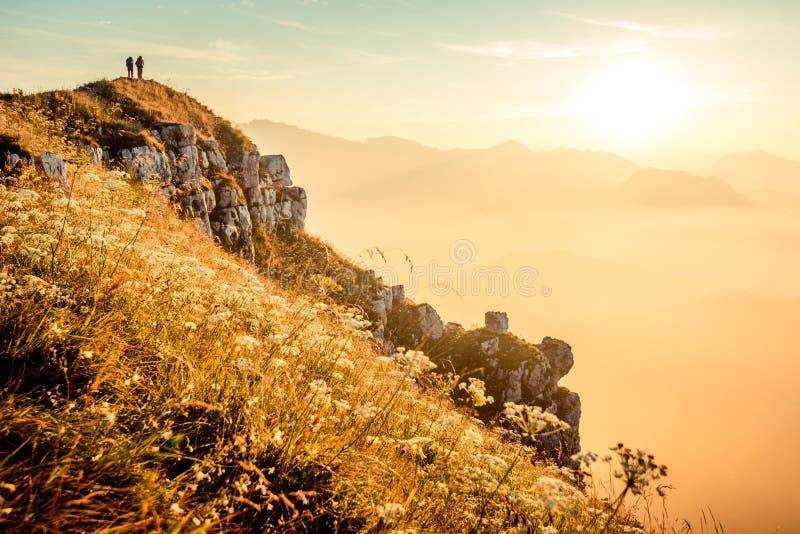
135, 56, 144, 80
125, 56, 134, 79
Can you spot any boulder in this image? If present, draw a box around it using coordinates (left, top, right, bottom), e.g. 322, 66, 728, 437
415, 303, 443, 341
283, 186, 307, 230
540, 336, 574, 387
259, 154, 292, 186
209, 204, 254, 260
535, 388, 582, 466
232, 151, 260, 189
84, 145, 102, 164
160, 124, 196, 148
444, 322, 465, 337
179, 189, 216, 218
118, 145, 172, 182
484, 311, 509, 334
391, 285, 405, 306
36, 152, 69, 192
480, 336, 499, 356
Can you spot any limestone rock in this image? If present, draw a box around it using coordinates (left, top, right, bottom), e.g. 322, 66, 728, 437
232, 151, 261, 189
415, 303, 443, 341
179, 188, 216, 218
424, 326, 579, 465
283, 186, 307, 230
209, 174, 254, 259
485, 311, 509, 334
540, 336, 574, 387
206, 149, 228, 173
480, 336, 499, 356
199, 139, 228, 173
260, 154, 292, 186
535, 388, 582, 466
444, 322, 465, 337
84, 145, 103, 164
118, 145, 172, 182
160, 124, 196, 148
391, 285, 405, 306
36, 152, 69, 192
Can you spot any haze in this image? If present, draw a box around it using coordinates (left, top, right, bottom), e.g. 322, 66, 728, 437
3, 1, 799, 531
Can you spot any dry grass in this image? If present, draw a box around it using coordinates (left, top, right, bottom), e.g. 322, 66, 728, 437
0, 86, 712, 534
1, 79, 255, 162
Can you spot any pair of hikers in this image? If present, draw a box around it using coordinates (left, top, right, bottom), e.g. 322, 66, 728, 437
125, 56, 144, 80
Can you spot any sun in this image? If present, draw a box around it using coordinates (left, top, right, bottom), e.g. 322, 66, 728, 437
579, 61, 692, 143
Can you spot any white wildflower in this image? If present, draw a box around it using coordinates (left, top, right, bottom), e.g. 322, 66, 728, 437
233, 334, 261, 351
354, 402, 379, 420
334, 357, 355, 371
393, 349, 436, 376
459, 378, 494, 407
100, 178, 129, 191
15, 189, 39, 203
271, 427, 284, 446
376, 502, 405, 524
503, 402, 569, 438
269, 357, 288, 369
207, 309, 232, 323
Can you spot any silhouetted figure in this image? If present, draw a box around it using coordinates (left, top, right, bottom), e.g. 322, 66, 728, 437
125, 56, 134, 79
135, 56, 144, 80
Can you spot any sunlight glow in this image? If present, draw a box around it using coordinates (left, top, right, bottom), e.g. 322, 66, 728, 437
579, 61, 694, 143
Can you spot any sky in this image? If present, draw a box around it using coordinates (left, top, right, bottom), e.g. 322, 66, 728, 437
1, 0, 799, 167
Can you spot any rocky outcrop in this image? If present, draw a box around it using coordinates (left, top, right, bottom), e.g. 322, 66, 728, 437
36, 152, 69, 193
485, 311, 509, 334
118, 145, 171, 181
260, 154, 292, 186
111, 123, 306, 259
209, 174, 254, 259
1, 144, 69, 193
374, 287, 580, 466
439, 321, 580, 465
85, 145, 103, 165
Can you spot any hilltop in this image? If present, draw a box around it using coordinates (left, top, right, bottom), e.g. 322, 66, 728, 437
0, 79, 666, 532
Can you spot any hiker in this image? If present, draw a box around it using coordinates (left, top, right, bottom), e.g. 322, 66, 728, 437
135, 56, 144, 80
125, 56, 134, 79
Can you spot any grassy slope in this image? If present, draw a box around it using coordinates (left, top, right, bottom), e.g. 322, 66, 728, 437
0, 78, 254, 161
0, 83, 656, 533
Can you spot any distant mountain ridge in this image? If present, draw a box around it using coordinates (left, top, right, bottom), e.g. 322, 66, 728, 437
621, 168, 750, 207
242, 119, 639, 211
243, 119, 800, 213
710, 150, 800, 208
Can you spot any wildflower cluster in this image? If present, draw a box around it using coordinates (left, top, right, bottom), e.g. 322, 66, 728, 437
503, 402, 570, 439
458, 377, 494, 407
0, 92, 665, 533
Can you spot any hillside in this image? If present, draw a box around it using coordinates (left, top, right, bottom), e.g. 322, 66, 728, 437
0, 80, 669, 532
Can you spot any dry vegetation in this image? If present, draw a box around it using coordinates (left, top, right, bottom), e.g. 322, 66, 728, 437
0, 85, 694, 533
0, 78, 254, 160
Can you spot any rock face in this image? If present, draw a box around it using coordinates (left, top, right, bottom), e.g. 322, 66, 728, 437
485, 311, 509, 334
85, 145, 103, 164
260, 155, 292, 186
112, 123, 306, 259
378, 293, 580, 466
36, 152, 69, 193
440, 323, 580, 466
118, 145, 172, 182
